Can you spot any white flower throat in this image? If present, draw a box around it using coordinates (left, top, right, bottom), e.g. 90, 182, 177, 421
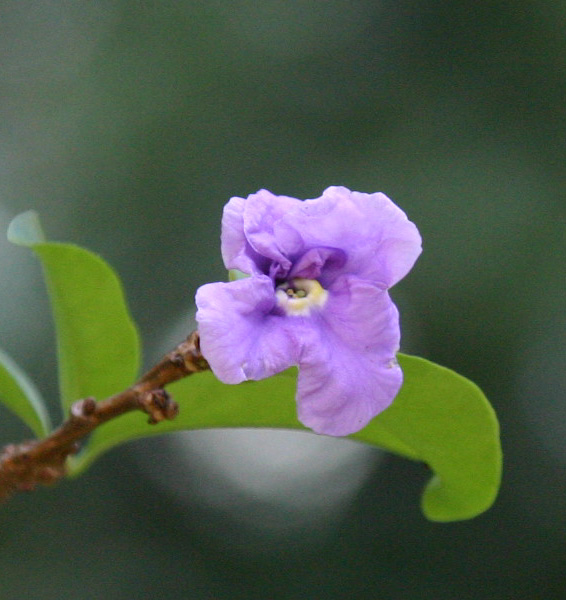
275, 278, 328, 316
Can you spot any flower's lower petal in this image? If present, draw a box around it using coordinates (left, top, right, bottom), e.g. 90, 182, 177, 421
296, 277, 402, 436
297, 348, 402, 436
243, 190, 302, 275
275, 186, 422, 288
221, 196, 267, 275
195, 276, 300, 383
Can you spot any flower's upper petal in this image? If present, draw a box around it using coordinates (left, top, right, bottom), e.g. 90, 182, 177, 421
221, 196, 267, 275
275, 186, 422, 288
195, 275, 300, 384
296, 276, 402, 436
288, 247, 346, 281
242, 190, 302, 277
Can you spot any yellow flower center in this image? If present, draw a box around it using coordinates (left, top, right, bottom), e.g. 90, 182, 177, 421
275, 278, 328, 316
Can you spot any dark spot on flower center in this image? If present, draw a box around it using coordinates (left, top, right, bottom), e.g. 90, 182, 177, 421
286, 287, 307, 298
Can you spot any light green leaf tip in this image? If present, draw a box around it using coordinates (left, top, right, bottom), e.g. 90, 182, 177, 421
8, 211, 141, 415
0, 348, 51, 437
7, 210, 46, 246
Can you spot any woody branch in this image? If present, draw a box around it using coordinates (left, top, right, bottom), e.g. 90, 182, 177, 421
0, 331, 209, 502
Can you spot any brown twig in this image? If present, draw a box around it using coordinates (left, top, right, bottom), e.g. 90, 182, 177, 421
0, 331, 209, 502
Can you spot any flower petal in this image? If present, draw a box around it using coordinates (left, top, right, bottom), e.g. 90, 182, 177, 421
275, 186, 422, 288
243, 190, 302, 276
288, 247, 346, 281
221, 196, 267, 275
195, 276, 300, 383
296, 276, 402, 435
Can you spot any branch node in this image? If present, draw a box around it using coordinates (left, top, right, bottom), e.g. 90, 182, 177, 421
71, 397, 97, 421
140, 389, 179, 424
82, 397, 97, 416
175, 331, 209, 374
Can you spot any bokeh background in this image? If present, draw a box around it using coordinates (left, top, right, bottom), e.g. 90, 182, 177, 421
0, 1, 565, 598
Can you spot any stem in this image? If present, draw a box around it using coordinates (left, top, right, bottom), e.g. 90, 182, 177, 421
0, 331, 209, 502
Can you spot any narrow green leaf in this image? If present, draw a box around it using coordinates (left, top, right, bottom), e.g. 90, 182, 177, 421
8, 211, 141, 414
0, 348, 51, 437
69, 354, 501, 522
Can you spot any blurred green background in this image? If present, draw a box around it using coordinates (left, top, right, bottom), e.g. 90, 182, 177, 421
0, 1, 565, 598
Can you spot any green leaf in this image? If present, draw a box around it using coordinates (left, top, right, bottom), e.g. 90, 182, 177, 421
8, 211, 141, 414
0, 348, 51, 437
69, 354, 501, 522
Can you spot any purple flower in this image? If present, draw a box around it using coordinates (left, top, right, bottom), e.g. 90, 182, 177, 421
195, 186, 422, 436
